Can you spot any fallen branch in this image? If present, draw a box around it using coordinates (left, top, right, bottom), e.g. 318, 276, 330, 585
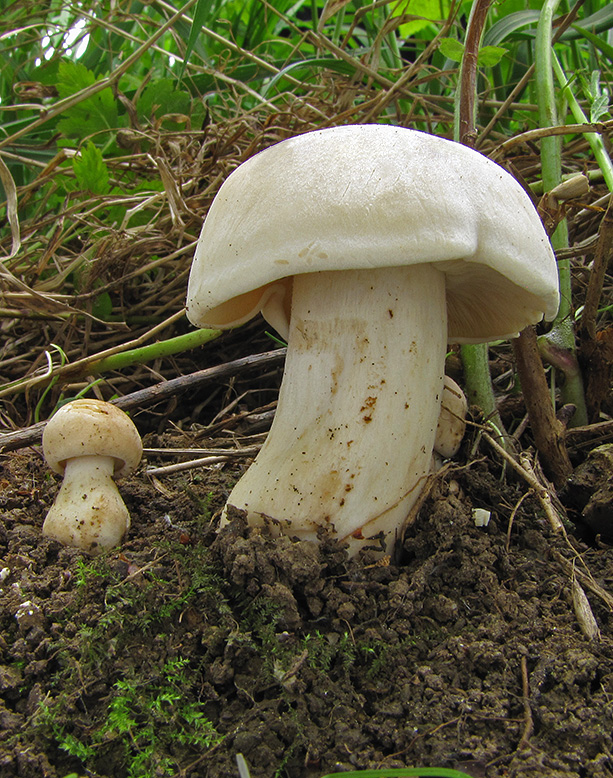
0, 348, 286, 454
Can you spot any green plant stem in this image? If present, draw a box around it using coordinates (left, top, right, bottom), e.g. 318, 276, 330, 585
552, 53, 613, 190
536, 0, 572, 321
536, 1, 562, 185
456, 0, 507, 442
90, 328, 221, 373
535, 0, 588, 427
459, 340, 503, 430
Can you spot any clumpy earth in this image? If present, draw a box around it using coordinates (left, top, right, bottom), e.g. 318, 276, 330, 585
1, 442, 613, 778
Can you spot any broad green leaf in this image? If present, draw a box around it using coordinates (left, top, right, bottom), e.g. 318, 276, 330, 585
438, 39, 505, 67
56, 60, 96, 97
477, 45, 507, 67
56, 60, 119, 140
138, 79, 192, 123
439, 37, 465, 63
72, 141, 110, 195
91, 291, 113, 320
392, 0, 454, 38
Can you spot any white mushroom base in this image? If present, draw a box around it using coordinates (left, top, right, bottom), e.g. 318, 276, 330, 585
42, 455, 131, 554
223, 264, 447, 555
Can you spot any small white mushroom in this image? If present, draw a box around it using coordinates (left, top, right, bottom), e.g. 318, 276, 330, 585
434, 377, 468, 460
186, 125, 559, 556
42, 399, 142, 554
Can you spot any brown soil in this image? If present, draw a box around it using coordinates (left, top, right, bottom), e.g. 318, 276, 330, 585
1, 437, 613, 778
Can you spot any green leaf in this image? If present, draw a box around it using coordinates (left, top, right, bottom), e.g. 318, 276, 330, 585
138, 79, 191, 123
439, 37, 465, 62
477, 45, 507, 67
589, 70, 601, 101
581, 70, 611, 122
572, 24, 613, 63
591, 93, 610, 122
483, 10, 540, 46
56, 60, 96, 97
392, 0, 454, 38
91, 291, 113, 320
563, 6, 613, 41
439, 39, 505, 67
179, 0, 212, 79
72, 141, 110, 195
56, 60, 118, 140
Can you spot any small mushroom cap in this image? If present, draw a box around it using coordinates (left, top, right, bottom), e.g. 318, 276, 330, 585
187, 124, 559, 344
43, 399, 142, 478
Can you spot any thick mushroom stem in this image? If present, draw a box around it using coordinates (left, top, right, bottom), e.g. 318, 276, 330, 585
223, 264, 447, 555
42, 455, 131, 554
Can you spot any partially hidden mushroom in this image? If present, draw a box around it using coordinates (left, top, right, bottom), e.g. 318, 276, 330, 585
186, 125, 559, 556
434, 377, 468, 463
42, 399, 142, 554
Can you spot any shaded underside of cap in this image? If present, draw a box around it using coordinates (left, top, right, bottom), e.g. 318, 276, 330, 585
186, 124, 559, 343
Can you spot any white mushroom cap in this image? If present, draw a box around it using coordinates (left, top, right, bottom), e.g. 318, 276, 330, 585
186, 124, 559, 343
43, 399, 142, 478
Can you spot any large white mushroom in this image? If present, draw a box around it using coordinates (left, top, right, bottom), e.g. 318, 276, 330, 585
186, 125, 559, 556
42, 399, 142, 554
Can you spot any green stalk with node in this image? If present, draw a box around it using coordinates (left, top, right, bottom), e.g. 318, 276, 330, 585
534, 0, 588, 428
505, 0, 574, 485
550, 50, 613, 423
89, 327, 221, 374
0, 318, 221, 401
455, 0, 573, 484
455, 0, 507, 444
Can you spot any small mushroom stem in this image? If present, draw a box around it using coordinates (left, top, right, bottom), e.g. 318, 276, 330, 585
223, 265, 447, 555
43, 455, 131, 554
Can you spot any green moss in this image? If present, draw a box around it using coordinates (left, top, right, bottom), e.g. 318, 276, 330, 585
34, 657, 222, 778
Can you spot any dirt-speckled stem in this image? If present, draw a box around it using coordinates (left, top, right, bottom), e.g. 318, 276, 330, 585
43, 455, 130, 554
222, 265, 446, 556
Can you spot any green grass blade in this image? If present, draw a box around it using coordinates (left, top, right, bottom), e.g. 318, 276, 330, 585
179, 0, 214, 77
483, 10, 540, 46
561, 5, 613, 40
535, 0, 588, 426
571, 23, 613, 60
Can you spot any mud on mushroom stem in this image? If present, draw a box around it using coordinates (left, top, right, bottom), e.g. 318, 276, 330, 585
221, 264, 447, 556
